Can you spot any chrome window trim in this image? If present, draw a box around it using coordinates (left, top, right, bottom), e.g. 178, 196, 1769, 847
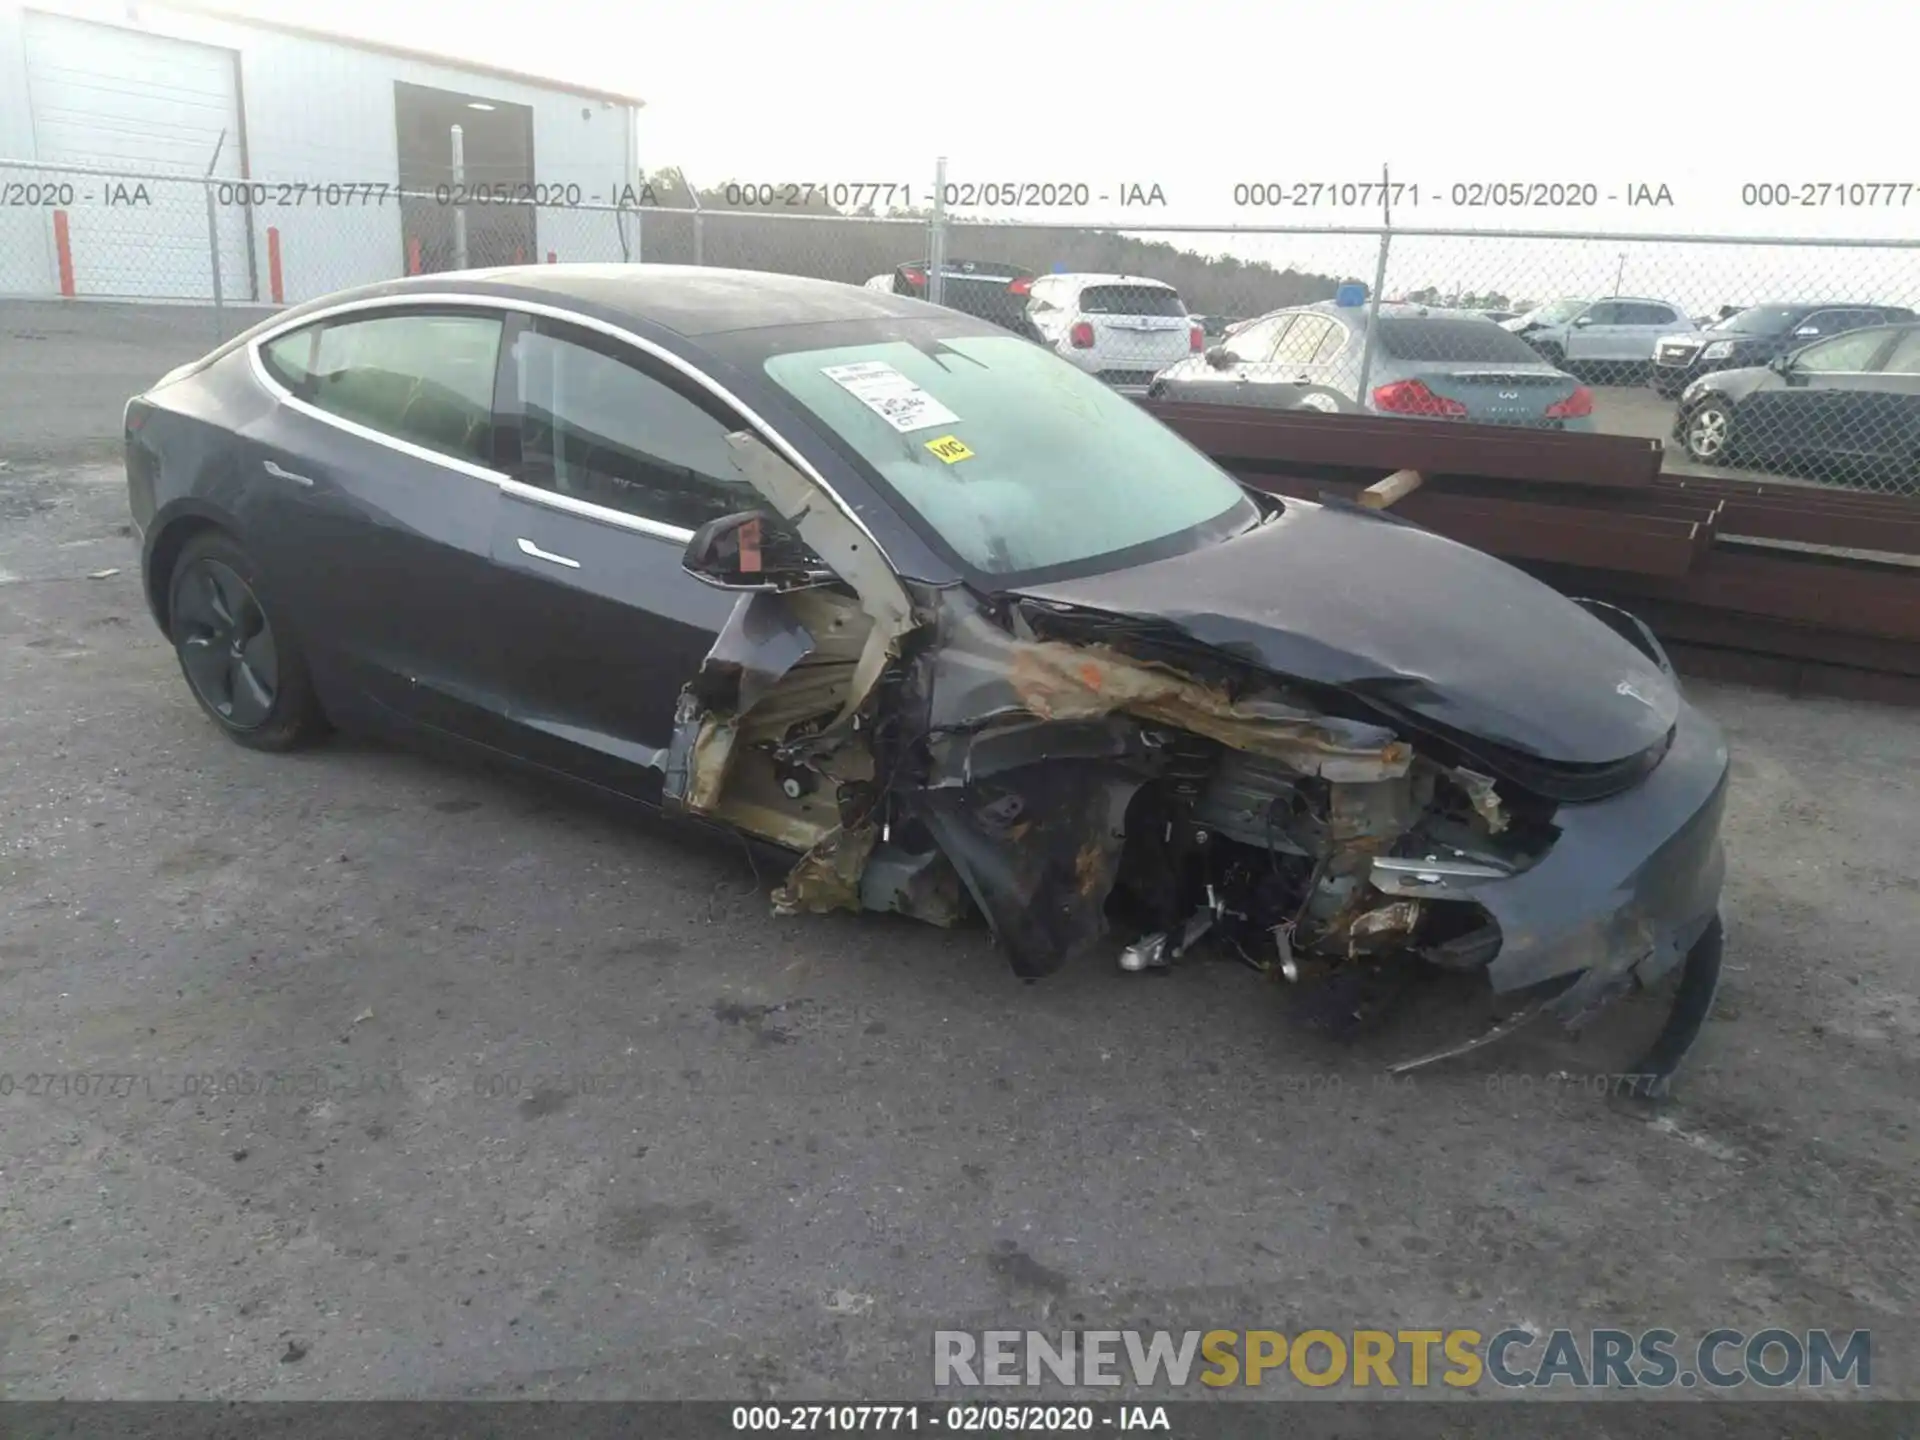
244, 290, 891, 564
497, 476, 693, 544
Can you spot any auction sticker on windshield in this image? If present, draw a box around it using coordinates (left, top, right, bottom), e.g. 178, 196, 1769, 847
924, 435, 974, 464
822, 361, 960, 433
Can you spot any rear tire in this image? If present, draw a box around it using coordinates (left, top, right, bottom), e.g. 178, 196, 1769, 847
167, 531, 329, 752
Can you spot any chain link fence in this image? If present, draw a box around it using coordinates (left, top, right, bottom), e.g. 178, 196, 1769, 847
7, 157, 1920, 494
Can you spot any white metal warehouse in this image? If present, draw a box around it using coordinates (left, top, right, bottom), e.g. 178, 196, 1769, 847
0, 0, 646, 304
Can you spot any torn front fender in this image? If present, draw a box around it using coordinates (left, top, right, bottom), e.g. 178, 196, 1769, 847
913, 762, 1143, 978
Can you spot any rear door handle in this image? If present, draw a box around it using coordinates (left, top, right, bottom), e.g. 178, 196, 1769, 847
262, 459, 314, 487
516, 537, 581, 570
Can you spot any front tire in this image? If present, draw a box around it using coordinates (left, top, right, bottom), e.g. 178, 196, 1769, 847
1682, 397, 1736, 465
167, 531, 329, 752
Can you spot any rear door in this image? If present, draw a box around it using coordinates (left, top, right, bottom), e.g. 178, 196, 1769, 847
1861, 328, 1920, 482
1618, 302, 1685, 361
482, 314, 781, 800
243, 306, 510, 733
1564, 300, 1629, 362
1078, 282, 1195, 380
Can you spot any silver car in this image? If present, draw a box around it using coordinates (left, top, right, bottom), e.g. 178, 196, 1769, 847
1502, 295, 1701, 369
1153, 300, 1596, 430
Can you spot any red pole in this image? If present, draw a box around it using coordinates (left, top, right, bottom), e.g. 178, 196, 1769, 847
546, 250, 556, 264
52, 210, 75, 297
513, 244, 525, 265
407, 236, 421, 275
266, 226, 285, 304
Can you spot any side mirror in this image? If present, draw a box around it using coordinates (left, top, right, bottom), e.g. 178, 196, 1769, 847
1793, 325, 1820, 337
1572, 316, 1594, 328
1204, 346, 1235, 370
1768, 351, 1796, 376
682, 510, 833, 592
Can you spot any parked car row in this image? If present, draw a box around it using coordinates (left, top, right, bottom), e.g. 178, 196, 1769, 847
1651, 302, 1916, 397
869, 262, 1919, 474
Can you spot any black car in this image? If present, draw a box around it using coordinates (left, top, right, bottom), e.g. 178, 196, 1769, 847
1674, 321, 1920, 487
874, 258, 1038, 336
1652, 302, 1915, 398
124, 265, 1729, 1079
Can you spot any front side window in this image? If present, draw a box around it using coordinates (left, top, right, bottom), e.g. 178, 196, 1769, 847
763, 335, 1256, 578
263, 311, 502, 465
1583, 302, 1626, 325
507, 323, 769, 533
1794, 328, 1890, 372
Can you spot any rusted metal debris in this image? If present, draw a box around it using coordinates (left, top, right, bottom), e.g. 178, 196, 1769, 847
1145, 400, 1920, 706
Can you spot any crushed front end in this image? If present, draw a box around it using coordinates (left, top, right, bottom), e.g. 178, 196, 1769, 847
667, 438, 1729, 1083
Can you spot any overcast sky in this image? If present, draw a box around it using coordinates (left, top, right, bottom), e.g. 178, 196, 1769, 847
189, 0, 1920, 308
211, 0, 1914, 238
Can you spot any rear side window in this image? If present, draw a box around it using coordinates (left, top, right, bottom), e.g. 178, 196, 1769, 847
1374, 318, 1546, 364
263, 312, 503, 465
1620, 303, 1677, 325
1078, 285, 1187, 317
1271, 314, 1334, 365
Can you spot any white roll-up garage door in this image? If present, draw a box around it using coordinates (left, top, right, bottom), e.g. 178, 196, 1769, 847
24, 12, 249, 299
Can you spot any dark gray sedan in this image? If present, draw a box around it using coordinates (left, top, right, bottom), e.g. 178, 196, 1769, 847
1675, 322, 1920, 488
124, 264, 1726, 1082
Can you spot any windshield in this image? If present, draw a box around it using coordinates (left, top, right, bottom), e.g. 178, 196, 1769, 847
764, 335, 1256, 578
1712, 306, 1800, 335
1523, 298, 1589, 325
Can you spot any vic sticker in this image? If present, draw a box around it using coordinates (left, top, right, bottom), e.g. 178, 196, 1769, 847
925, 435, 974, 464
822, 361, 960, 433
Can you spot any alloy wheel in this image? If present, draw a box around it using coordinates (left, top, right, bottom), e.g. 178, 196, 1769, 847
1686, 405, 1730, 460
172, 559, 279, 730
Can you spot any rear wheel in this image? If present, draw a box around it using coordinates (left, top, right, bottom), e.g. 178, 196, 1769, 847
167, 531, 329, 752
1682, 397, 1735, 465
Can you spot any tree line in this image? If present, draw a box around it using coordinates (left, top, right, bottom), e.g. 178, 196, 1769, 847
630, 168, 1362, 318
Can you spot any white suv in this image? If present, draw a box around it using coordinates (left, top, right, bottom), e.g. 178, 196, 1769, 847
1024, 274, 1203, 393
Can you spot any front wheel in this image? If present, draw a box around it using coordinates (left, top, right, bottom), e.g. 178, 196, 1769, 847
1682, 397, 1736, 465
167, 531, 330, 752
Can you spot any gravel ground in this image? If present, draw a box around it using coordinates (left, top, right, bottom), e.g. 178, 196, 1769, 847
1, 309, 1917, 1409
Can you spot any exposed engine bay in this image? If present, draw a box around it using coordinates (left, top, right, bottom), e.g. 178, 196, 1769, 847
658, 433, 1729, 1084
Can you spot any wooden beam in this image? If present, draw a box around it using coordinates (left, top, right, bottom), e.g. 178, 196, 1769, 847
1360, 468, 1425, 510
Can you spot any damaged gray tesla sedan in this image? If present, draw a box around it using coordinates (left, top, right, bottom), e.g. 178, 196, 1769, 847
125, 265, 1728, 1085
